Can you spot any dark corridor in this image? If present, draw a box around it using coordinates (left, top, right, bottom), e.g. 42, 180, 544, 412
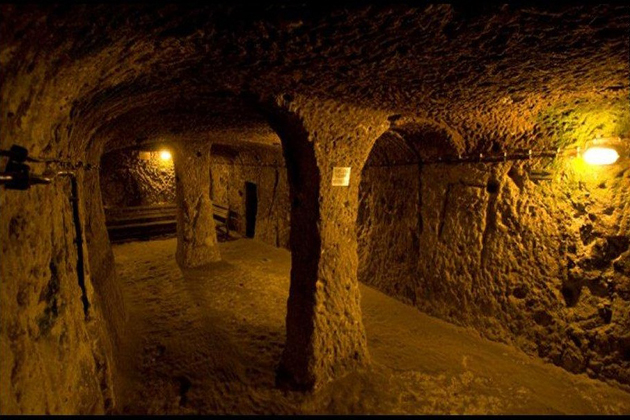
245, 182, 258, 238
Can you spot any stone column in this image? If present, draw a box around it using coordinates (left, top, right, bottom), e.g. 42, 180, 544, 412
172, 141, 221, 268
263, 94, 391, 389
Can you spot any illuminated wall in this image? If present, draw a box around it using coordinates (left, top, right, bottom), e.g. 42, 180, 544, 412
210, 144, 290, 249
357, 109, 630, 387
99, 148, 176, 208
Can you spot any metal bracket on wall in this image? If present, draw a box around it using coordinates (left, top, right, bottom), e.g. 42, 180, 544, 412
1, 144, 91, 318
1, 144, 98, 190
0, 145, 53, 189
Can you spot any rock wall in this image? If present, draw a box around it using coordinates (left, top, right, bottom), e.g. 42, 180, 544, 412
210, 144, 290, 249
0, 171, 114, 414
100, 149, 175, 209
357, 149, 630, 387
99, 144, 290, 251
358, 164, 420, 303
261, 93, 392, 389
172, 141, 221, 267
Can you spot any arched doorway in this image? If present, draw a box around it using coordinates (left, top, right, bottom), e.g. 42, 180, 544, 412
357, 121, 466, 307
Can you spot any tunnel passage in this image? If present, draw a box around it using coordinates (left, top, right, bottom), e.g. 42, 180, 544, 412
358, 131, 422, 304
99, 140, 222, 267
358, 118, 630, 388
2, 3, 630, 415
358, 122, 465, 305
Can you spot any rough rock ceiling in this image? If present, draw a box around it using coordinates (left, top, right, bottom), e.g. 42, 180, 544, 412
95, 91, 281, 152
1, 3, 628, 152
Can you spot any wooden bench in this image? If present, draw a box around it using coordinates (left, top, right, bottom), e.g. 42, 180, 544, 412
105, 204, 178, 243
212, 203, 230, 240
105, 203, 232, 243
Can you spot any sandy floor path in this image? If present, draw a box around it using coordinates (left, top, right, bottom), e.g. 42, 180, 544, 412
112, 237, 630, 415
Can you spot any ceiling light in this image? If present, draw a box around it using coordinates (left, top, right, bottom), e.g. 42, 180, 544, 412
160, 150, 172, 161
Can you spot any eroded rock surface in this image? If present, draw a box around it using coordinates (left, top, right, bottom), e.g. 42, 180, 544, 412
100, 149, 176, 208
172, 141, 221, 268
358, 129, 630, 387
264, 94, 390, 389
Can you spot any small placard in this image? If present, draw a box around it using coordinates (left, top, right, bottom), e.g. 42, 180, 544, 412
331, 167, 351, 186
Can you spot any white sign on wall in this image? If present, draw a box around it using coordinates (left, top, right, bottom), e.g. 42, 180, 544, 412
331, 167, 351, 186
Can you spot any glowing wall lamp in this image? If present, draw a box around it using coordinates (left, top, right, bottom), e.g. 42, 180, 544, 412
160, 150, 172, 161
581, 138, 621, 166
582, 146, 619, 165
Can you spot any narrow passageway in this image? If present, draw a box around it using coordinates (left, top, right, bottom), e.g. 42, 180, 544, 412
112, 237, 630, 415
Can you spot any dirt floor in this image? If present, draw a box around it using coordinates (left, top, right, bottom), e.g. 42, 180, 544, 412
111, 236, 630, 415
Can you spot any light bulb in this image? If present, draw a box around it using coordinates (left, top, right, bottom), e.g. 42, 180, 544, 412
159, 150, 172, 161
582, 147, 619, 165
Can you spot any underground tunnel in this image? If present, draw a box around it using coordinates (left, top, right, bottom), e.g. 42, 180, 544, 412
1, 3, 629, 415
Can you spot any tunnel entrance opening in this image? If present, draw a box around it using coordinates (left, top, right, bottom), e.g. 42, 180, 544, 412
209, 142, 290, 249
357, 120, 469, 317
357, 130, 422, 305
95, 135, 294, 413
245, 181, 258, 238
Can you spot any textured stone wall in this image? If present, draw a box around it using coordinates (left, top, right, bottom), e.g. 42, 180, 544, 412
358, 164, 420, 304
0, 171, 114, 414
83, 146, 125, 409
100, 149, 175, 209
210, 144, 290, 249
357, 143, 630, 387
0, 24, 123, 414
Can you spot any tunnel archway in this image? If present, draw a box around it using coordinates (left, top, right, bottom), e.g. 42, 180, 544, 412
83, 85, 386, 401
357, 120, 466, 306
72, 91, 316, 413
